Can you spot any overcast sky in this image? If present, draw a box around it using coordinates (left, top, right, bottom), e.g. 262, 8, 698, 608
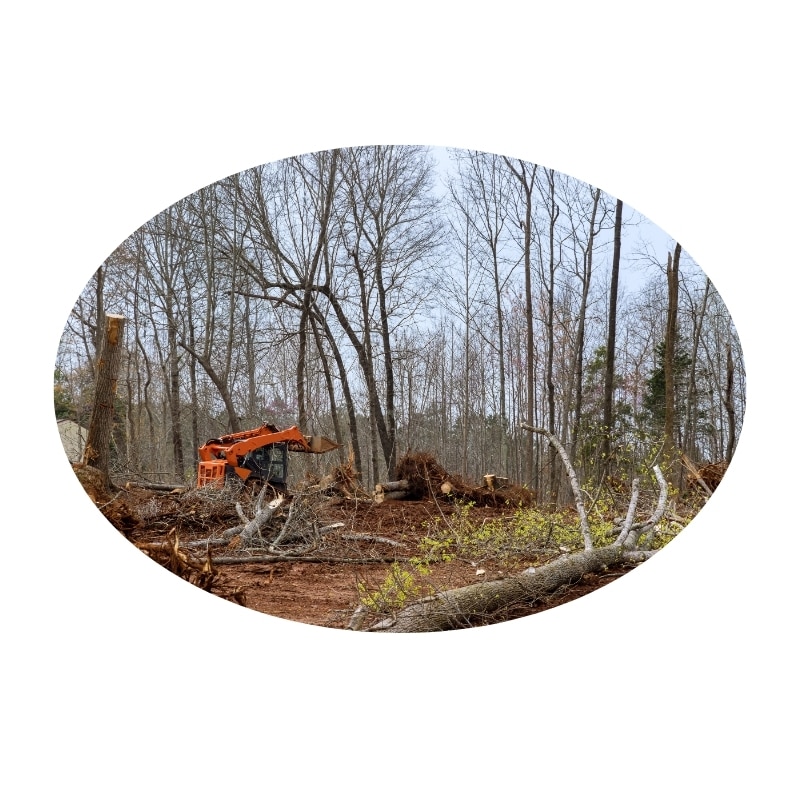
5, 4, 796, 797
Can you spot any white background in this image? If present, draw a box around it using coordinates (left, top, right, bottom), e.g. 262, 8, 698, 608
2, 2, 798, 797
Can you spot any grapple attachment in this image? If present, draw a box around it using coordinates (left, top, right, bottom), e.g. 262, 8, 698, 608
303, 435, 340, 454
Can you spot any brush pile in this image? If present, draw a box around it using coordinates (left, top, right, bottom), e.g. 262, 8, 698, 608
72, 463, 139, 536
384, 452, 536, 507
686, 459, 728, 494
137, 528, 247, 605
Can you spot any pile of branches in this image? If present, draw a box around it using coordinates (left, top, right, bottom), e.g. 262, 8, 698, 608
73, 463, 139, 537
137, 528, 247, 605
683, 456, 728, 496
177, 484, 351, 564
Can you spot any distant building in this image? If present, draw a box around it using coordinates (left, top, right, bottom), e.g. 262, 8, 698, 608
58, 418, 88, 462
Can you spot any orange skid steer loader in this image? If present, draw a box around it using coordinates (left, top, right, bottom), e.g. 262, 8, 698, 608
196, 423, 338, 491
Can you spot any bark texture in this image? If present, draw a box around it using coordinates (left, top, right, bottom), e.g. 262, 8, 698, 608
83, 314, 126, 484
374, 545, 632, 633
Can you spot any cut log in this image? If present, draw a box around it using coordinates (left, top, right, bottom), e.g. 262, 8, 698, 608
370, 545, 645, 633
375, 480, 410, 493
124, 481, 186, 492
374, 490, 409, 503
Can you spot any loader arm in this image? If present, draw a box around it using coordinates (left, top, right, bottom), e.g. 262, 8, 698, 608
196, 424, 338, 488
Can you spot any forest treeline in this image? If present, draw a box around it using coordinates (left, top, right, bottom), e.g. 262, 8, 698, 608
55, 145, 744, 499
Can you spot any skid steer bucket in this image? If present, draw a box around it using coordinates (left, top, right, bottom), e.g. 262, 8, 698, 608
305, 435, 339, 454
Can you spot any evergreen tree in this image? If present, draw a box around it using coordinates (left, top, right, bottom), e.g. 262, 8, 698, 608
642, 340, 692, 432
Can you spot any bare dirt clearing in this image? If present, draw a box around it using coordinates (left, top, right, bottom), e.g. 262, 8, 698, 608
74, 463, 661, 630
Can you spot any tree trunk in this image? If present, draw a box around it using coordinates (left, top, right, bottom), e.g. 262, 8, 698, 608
570, 187, 602, 466
84, 314, 126, 485
313, 299, 363, 477
600, 199, 623, 476
544, 169, 560, 505
724, 340, 736, 462
179, 341, 242, 433
664, 243, 681, 484
503, 157, 537, 487
367, 545, 637, 633
686, 278, 711, 462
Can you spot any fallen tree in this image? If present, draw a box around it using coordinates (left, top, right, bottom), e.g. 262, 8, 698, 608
351, 545, 652, 632
354, 424, 669, 633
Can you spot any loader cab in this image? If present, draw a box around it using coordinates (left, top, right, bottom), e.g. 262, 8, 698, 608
240, 442, 289, 488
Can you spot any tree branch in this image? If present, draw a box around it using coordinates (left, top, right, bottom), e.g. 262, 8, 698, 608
521, 423, 593, 550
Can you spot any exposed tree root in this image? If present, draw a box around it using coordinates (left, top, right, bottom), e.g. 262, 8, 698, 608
137, 528, 247, 605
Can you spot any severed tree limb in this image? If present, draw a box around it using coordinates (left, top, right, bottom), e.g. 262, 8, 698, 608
122, 481, 187, 492
234, 502, 250, 525
183, 531, 406, 553
341, 533, 405, 548
521, 423, 592, 549
267, 495, 299, 552
615, 477, 640, 547
212, 554, 405, 565
223, 495, 285, 542
681, 453, 713, 499
318, 522, 345, 535
268, 495, 320, 555
183, 522, 407, 552
182, 537, 237, 548
630, 464, 669, 548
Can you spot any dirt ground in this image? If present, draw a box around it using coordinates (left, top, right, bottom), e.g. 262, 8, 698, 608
75, 464, 641, 631
204, 498, 638, 628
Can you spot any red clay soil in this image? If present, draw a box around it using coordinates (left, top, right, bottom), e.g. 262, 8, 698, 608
73, 463, 638, 631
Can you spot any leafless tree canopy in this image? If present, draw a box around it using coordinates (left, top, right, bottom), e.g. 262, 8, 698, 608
56, 146, 744, 498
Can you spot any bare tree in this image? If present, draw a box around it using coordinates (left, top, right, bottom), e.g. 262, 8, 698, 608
336, 145, 443, 480
600, 198, 624, 475
83, 313, 126, 485
664, 242, 682, 483
503, 156, 538, 487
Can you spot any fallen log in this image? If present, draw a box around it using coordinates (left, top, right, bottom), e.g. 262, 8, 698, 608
357, 427, 669, 632
123, 481, 187, 492
374, 490, 409, 503
340, 533, 406, 548
212, 554, 406, 565
375, 480, 410, 493
366, 545, 652, 633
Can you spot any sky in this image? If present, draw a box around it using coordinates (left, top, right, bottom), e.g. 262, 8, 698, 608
430, 144, 680, 294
